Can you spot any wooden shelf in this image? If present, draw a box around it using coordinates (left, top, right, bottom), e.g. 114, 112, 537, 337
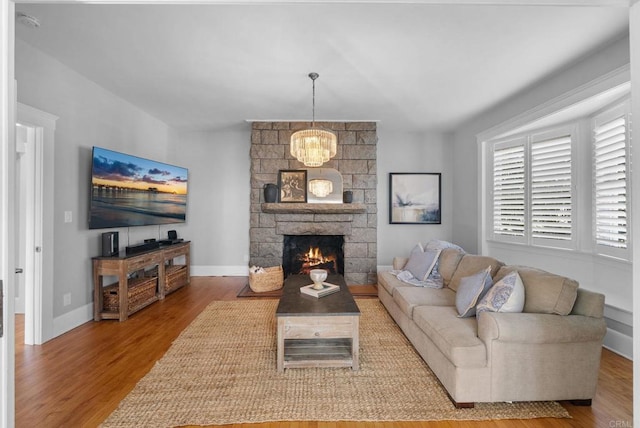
262, 203, 366, 214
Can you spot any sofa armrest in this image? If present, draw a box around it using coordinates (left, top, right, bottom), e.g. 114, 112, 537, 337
393, 257, 408, 270
478, 312, 607, 344
571, 288, 605, 318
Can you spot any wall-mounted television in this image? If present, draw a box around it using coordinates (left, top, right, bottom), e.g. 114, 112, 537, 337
89, 147, 188, 229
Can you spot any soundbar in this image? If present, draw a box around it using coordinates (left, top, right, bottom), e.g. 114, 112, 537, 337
159, 238, 185, 246
125, 241, 160, 255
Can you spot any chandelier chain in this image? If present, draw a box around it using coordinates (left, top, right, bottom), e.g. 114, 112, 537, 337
310, 72, 318, 126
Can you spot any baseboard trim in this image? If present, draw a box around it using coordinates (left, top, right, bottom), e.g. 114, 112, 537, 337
603, 327, 633, 360
190, 265, 248, 277
52, 303, 93, 340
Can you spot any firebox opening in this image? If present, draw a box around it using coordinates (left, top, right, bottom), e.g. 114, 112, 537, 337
283, 235, 344, 277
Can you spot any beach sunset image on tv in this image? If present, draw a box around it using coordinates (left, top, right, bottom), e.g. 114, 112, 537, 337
89, 147, 188, 229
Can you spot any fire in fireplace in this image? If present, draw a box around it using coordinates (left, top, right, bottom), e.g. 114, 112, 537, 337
283, 235, 344, 277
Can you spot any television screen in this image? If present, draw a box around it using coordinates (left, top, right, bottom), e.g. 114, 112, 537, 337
89, 147, 188, 229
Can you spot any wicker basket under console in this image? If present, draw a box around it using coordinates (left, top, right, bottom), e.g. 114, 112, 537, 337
103, 276, 157, 313
165, 265, 188, 294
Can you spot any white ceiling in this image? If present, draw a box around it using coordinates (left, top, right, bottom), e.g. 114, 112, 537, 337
14, 2, 629, 133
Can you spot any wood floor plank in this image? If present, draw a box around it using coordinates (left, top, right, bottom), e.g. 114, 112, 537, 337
14, 276, 632, 427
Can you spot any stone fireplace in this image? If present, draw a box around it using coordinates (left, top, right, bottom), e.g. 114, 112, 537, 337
249, 121, 377, 284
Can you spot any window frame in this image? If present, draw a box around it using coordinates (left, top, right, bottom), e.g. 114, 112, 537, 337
488, 125, 578, 250
529, 126, 577, 250
490, 137, 528, 245
591, 99, 632, 260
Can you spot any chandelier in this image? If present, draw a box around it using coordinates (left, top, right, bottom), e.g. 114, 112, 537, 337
308, 178, 333, 198
291, 73, 337, 167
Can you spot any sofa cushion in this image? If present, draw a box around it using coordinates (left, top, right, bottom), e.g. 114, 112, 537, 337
476, 271, 525, 316
425, 239, 465, 253
449, 255, 504, 292
437, 248, 465, 287
494, 265, 578, 315
393, 257, 408, 270
456, 266, 493, 318
377, 271, 411, 297
412, 305, 487, 368
393, 286, 456, 318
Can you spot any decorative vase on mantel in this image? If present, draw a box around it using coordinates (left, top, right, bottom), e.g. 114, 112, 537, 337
264, 183, 278, 203
343, 190, 353, 203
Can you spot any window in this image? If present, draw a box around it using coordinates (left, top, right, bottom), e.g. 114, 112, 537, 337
490, 128, 575, 249
487, 97, 631, 259
593, 102, 630, 257
530, 134, 573, 243
493, 141, 526, 241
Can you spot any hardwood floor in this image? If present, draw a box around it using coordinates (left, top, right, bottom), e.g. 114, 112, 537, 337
15, 277, 632, 428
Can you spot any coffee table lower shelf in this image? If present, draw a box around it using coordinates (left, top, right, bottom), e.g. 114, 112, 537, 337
283, 338, 354, 369
276, 314, 360, 372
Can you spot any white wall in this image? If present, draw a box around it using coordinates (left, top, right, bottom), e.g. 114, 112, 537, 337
376, 129, 453, 266
165, 128, 250, 276
15, 39, 171, 330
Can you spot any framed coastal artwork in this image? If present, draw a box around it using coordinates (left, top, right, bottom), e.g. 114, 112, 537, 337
278, 170, 307, 203
389, 173, 441, 224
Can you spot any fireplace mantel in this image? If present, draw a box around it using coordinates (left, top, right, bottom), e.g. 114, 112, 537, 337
261, 203, 366, 214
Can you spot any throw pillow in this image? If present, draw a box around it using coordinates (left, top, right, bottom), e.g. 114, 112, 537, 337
455, 266, 493, 318
409, 243, 424, 256
403, 248, 441, 281
476, 271, 525, 317
424, 239, 464, 287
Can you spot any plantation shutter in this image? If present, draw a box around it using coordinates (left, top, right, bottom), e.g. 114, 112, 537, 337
594, 114, 628, 249
530, 135, 572, 241
493, 145, 525, 238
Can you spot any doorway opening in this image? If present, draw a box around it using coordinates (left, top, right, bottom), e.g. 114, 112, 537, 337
15, 103, 57, 346
15, 122, 41, 345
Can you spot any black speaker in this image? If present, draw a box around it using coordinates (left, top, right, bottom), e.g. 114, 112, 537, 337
101, 231, 119, 257
168, 230, 178, 240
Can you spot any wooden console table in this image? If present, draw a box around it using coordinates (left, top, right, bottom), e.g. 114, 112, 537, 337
92, 241, 190, 321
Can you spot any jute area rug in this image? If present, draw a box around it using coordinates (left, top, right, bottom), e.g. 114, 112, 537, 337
102, 299, 570, 427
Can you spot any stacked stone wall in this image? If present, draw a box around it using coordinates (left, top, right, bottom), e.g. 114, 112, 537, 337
250, 121, 377, 284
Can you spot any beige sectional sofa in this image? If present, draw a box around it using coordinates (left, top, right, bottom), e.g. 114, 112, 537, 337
377, 247, 607, 407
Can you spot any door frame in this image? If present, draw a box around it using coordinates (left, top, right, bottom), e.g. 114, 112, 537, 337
1, 2, 15, 427
16, 104, 57, 346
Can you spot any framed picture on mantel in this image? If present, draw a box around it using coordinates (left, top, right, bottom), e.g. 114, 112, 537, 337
278, 170, 307, 203
389, 173, 441, 224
